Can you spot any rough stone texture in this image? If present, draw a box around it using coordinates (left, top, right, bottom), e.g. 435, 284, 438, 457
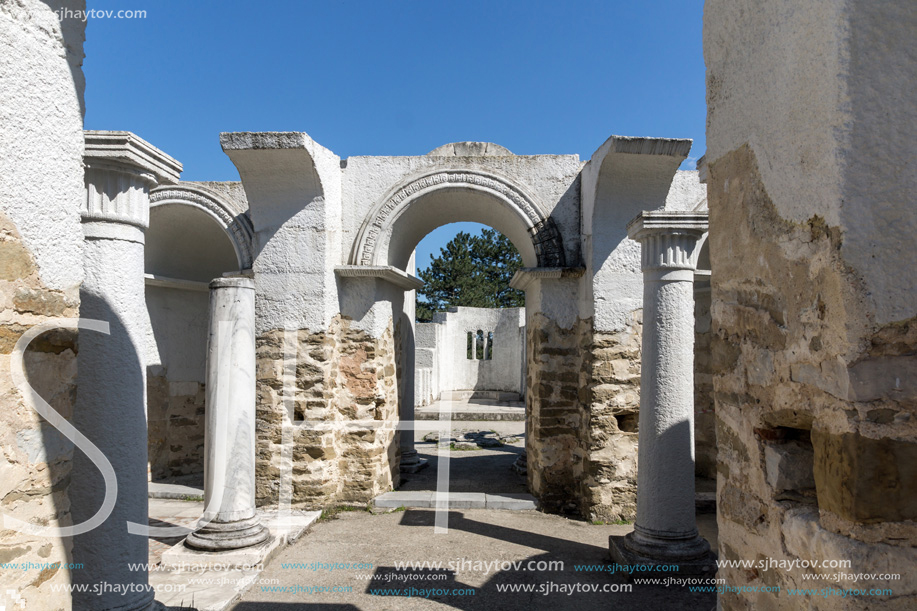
147, 373, 205, 480
254, 316, 398, 509
694, 283, 716, 479
0, 213, 79, 610
581, 313, 642, 522
706, 1, 917, 606
0, 2, 85, 609
707, 145, 916, 609
524, 313, 591, 515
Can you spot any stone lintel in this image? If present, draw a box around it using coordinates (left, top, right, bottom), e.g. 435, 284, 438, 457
626, 211, 709, 241
601, 135, 693, 158
334, 265, 424, 291
84, 130, 182, 185
220, 131, 323, 152
508, 266, 586, 291
144, 273, 210, 292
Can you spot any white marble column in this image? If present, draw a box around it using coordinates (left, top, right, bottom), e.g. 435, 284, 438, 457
73, 132, 181, 610
610, 211, 715, 572
186, 277, 269, 550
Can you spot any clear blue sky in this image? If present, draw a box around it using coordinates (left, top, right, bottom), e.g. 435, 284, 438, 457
83, 0, 706, 270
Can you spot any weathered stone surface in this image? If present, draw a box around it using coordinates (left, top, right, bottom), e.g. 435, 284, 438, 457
706, 73, 917, 610
765, 441, 815, 492
525, 313, 590, 515
254, 316, 398, 509
0, 2, 86, 605
580, 314, 642, 522
813, 430, 917, 523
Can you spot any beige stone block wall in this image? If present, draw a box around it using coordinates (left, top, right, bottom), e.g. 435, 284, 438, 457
254, 316, 398, 509
0, 212, 79, 610
147, 373, 205, 481
708, 145, 917, 610
525, 314, 591, 514
581, 313, 642, 522
694, 285, 717, 479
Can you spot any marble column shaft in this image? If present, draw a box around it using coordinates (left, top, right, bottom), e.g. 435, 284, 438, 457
614, 211, 712, 565
186, 277, 269, 550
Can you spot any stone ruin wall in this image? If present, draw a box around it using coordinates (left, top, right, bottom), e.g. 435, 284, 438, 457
254, 315, 398, 509
708, 145, 917, 610
0, 213, 80, 610
694, 282, 717, 479
705, 0, 917, 607
0, 2, 86, 608
147, 373, 205, 481
581, 312, 642, 523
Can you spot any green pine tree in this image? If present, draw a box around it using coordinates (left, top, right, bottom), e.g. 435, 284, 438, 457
415, 228, 524, 322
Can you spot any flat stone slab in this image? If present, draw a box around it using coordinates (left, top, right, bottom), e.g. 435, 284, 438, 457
438, 492, 486, 508
415, 406, 526, 421
149, 481, 205, 500
154, 510, 320, 610
373, 491, 434, 508
154, 566, 261, 611
486, 493, 538, 510
161, 531, 282, 572
374, 491, 537, 510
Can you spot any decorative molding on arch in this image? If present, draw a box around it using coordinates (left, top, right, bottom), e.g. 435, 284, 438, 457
350, 169, 566, 268
149, 183, 255, 270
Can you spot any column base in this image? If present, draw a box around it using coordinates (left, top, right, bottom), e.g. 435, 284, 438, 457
400, 449, 429, 473
185, 515, 270, 551
609, 530, 717, 576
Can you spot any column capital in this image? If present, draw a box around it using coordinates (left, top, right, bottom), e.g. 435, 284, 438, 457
82, 131, 182, 240
627, 211, 708, 273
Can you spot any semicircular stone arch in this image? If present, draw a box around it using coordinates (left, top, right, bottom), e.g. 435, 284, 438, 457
149, 184, 254, 270
350, 169, 566, 269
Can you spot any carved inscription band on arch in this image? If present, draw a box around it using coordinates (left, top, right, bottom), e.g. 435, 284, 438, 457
357, 170, 565, 268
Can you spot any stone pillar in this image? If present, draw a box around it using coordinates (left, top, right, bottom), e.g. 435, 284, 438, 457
609, 211, 715, 572
73, 132, 181, 610
186, 278, 269, 550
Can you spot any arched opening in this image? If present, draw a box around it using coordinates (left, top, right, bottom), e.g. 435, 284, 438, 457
144, 199, 243, 484
344, 165, 577, 510
398, 220, 530, 496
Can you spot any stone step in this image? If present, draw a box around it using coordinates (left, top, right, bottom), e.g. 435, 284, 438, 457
373, 491, 538, 511
414, 409, 525, 421
149, 481, 205, 500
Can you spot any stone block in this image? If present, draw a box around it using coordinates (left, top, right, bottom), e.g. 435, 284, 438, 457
813, 430, 917, 523
485, 493, 538, 510
765, 441, 815, 492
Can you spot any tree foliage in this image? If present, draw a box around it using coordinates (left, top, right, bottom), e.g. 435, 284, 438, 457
415, 228, 524, 322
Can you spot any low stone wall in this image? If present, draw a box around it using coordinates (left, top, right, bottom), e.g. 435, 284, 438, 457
254, 316, 398, 509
